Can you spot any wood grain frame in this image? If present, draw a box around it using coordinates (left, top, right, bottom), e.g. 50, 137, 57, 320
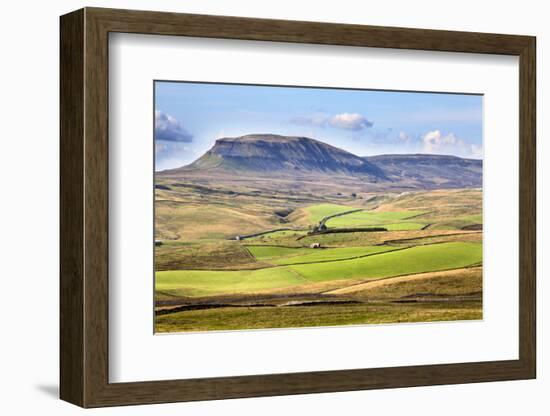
60, 7, 536, 408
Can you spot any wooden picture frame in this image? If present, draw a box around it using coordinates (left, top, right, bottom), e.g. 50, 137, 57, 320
60, 7, 536, 408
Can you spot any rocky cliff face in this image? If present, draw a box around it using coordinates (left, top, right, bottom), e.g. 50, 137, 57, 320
184, 134, 386, 177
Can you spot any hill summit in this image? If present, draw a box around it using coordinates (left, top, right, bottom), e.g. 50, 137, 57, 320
163, 134, 482, 190
182, 134, 386, 178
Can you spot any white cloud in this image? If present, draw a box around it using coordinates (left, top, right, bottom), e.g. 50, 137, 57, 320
329, 113, 373, 131
291, 112, 373, 131
155, 110, 193, 142
422, 130, 457, 153
421, 130, 481, 158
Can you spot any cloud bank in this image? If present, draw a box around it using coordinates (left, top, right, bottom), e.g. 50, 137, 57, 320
421, 130, 481, 158
155, 110, 193, 142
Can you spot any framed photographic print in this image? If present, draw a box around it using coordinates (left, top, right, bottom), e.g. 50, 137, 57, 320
60, 7, 536, 408
152, 81, 486, 333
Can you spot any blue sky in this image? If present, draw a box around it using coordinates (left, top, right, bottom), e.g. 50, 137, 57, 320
154, 81, 483, 171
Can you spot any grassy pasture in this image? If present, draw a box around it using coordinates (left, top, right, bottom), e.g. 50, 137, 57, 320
247, 245, 396, 265
302, 203, 360, 223
154, 185, 483, 332
156, 242, 481, 298
288, 242, 481, 282
325, 210, 427, 228
156, 267, 307, 298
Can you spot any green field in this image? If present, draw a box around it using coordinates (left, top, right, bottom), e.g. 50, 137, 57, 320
289, 242, 480, 282
156, 267, 306, 297
304, 203, 360, 223
325, 210, 427, 228
156, 242, 481, 297
247, 245, 396, 265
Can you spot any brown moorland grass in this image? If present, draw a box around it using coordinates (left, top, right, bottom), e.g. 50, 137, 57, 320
328, 267, 482, 299
375, 189, 482, 228
377, 188, 481, 211
155, 301, 482, 332
155, 240, 268, 271
155, 202, 281, 241
382, 231, 482, 247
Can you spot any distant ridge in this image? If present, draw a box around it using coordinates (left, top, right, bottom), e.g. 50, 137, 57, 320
162, 134, 482, 189
364, 153, 482, 188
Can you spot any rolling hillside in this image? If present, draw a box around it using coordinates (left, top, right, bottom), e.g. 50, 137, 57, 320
364, 153, 482, 188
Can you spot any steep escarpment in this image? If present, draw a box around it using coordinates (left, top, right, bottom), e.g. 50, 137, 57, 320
175, 134, 386, 178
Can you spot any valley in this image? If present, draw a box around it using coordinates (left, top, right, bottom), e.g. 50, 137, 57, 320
154, 134, 483, 332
